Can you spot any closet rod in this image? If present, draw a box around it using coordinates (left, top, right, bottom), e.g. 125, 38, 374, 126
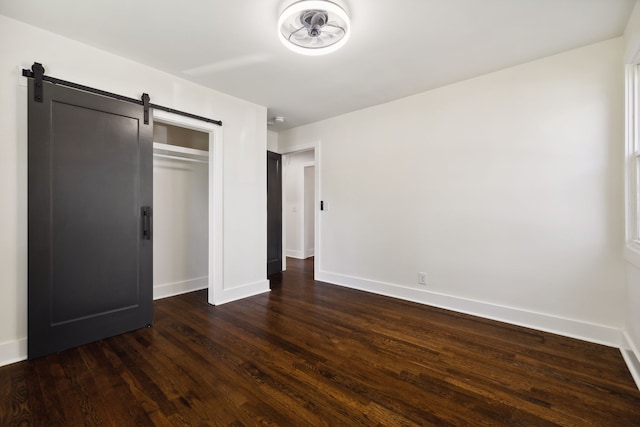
22, 62, 222, 127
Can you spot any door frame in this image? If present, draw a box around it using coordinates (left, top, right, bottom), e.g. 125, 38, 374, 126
152, 110, 224, 305
281, 142, 321, 280
301, 162, 315, 259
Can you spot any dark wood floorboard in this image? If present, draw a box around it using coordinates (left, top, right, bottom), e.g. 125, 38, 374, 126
2, 257, 640, 426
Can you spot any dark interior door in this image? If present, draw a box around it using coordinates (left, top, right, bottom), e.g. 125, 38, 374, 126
267, 151, 282, 276
28, 79, 153, 359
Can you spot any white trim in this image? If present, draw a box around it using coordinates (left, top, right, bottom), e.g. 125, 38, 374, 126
152, 110, 225, 306
623, 47, 640, 392
316, 270, 623, 347
153, 277, 208, 300
281, 143, 316, 154
301, 161, 315, 261
621, 331, 640, 390
625, 64, 640, 246
625, 64, 633, 242
626, 243, 640, 269
315, 141, 321, 280
286, 249, 305, 259
279, 140, 321, 280
214, 280, 270, 305
281, 153, 287, 273
0, 339, 27, 367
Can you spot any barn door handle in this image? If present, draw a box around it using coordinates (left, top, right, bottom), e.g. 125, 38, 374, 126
141, 207, 151, 240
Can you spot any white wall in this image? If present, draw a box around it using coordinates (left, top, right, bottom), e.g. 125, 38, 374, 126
279, 38, 626, 345
153, 157, 209, 299
283, 150, 315, 258
0, 14, 269, 365
267, 130, 279, 152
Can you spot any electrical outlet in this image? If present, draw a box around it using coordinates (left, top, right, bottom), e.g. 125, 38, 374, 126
418, 272, 428, 285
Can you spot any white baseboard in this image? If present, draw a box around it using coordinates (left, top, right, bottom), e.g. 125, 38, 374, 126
3, 271, 637, 392
213, 279, 270, 305
0, 277, 270, 367
286, 249, 304, 259
153, 277, 208, 300
316, 270, 622, 348
621, 331, 640, 389
0, 338, 27, 367
304, 248, 315, 258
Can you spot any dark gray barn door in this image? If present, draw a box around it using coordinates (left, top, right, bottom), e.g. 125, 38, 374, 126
267, 151, 282, 276
28, 79, 153, 359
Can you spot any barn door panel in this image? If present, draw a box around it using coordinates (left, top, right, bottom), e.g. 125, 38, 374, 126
28, 79, 153, 359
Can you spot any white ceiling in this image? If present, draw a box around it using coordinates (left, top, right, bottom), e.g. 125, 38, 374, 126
0, 0, 636, 130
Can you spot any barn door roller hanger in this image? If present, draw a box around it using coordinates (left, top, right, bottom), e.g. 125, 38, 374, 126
21, 62, 222, 127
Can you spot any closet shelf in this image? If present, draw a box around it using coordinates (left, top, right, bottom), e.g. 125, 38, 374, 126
153, 142, 209, 163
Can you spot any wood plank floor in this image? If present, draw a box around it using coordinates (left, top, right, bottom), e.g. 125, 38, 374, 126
2, 257, 640, 426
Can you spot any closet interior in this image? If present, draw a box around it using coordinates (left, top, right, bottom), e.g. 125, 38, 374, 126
152, 122, 209, 299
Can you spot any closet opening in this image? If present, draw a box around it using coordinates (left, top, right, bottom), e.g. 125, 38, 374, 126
153, 122, 209, 300
150, 110, 224, 306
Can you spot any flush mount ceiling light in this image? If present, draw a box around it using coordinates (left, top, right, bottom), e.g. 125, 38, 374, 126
278, 0, 350, 56
267, 116, 286, 125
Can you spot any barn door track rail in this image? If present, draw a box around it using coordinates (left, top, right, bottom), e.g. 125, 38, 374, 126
22, 62, 222, 126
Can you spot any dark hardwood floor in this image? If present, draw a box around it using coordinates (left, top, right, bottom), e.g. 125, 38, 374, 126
2, 257, 640, 426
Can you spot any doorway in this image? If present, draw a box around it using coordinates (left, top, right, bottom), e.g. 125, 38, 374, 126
152, 122, 209, 299
283, 150, 316, 261
151, 110, 224, 306
267, 151, 283, 276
